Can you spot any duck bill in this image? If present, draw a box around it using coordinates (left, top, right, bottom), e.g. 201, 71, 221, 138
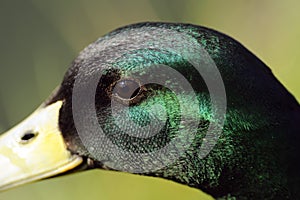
0, 101, 83, 191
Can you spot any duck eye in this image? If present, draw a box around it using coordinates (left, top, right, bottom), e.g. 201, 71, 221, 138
113, 79, 141, 100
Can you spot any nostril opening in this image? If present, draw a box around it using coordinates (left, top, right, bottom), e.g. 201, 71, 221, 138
20, 132, 38, 143
21, 133, 35, 140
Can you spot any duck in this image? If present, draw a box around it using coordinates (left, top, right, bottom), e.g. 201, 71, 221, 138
0, 22, 299, 200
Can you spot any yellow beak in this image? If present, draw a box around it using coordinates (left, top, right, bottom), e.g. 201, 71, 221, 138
0, 101, 83, 191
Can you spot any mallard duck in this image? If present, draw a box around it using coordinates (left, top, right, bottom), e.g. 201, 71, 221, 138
0, 22, 299, 200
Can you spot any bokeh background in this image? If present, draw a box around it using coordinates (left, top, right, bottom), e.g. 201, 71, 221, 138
0, 1, 299, 200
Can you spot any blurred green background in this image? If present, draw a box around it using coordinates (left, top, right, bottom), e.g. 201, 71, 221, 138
0, 1, 299, 200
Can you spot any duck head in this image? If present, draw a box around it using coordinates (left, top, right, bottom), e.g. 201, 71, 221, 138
0, 22, 299, 199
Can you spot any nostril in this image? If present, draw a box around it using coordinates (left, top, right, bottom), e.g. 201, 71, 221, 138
21, 133, 35, 140
20, 132, 38, 144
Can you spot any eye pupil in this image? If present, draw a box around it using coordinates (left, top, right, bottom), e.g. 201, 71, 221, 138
114, 79, 140, 99
119, 83, 130, 93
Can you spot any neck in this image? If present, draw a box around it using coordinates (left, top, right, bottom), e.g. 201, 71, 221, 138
146, 105, 300, 199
